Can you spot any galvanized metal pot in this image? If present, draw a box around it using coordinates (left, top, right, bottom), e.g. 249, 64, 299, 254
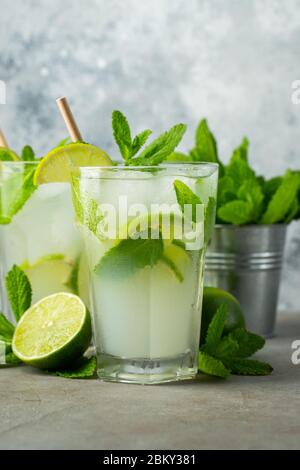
205, 224, 287, 337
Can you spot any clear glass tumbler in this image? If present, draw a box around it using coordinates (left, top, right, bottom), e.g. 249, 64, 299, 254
72, 163, 218, 384
0, 162, 83, 325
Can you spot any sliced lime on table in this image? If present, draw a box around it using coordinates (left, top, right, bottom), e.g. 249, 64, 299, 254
34, 142, 113, 184
12, 293, 92, 369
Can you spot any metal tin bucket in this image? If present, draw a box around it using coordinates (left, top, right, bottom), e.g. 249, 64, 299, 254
205, 224, 287, 337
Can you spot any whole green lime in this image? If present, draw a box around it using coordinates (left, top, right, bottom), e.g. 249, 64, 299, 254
200, 287, 245, 346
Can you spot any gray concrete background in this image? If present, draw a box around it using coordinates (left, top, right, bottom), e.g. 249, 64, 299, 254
0, 0, 299, 310
0, 313, 300, 450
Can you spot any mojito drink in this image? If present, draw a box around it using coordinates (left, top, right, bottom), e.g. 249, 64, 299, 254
0, 162, 82, 321
72, 163, 218, 384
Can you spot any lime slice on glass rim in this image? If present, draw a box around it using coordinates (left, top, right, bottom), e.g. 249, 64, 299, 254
12, 293, 92, 370
34, 142, 113, 184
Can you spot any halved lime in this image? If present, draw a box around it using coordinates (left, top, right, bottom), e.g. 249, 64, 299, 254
21, 254, 76, 304
34, 142, 113, 184
12, 293, 92, 369
0, 148, 20, 161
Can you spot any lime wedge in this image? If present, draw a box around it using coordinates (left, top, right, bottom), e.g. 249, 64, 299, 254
0, 148, 20, 161
12, 293, 92, 369
34, 142, 113, 184
21, 255, 75, 304
161, 243, 190, 282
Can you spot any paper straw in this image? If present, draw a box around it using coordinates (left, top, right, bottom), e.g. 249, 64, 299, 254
0, 128, 8, 148
56, 97, 83, 142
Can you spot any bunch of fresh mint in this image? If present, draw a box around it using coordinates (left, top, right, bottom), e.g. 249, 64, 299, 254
198, 304, 273, 378
173, 119, 300, 225
112, 110, 186, 166
0, 265, 96, 378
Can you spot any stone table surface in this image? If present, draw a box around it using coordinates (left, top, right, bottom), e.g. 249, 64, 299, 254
0, 313, 300, 450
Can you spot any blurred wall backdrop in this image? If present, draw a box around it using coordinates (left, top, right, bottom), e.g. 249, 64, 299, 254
0, 0, 299, 311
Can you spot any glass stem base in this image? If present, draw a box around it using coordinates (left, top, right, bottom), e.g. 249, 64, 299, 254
97, 351, 197, 385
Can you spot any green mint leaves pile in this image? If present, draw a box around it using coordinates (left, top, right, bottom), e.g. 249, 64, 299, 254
198, 304, 273, 378
0, 265, 96, 378
177, 119, 300, 225
112, 110, 186, 166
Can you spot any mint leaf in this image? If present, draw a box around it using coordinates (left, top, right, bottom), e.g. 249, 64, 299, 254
190, 119, 217, 162
260, 170, 300, 224
166, 151, 193, 162
218, 177, 264, 223
0, 165, 36, 224
95, 237, 164, 278
53, 356, 96, 379
198, 351, 230, 378
82, 196, 102, 235
5, 265, 32, 321
204, 197, 216, 244
230, 137, 249, 163
237, 180, 264, 209
21, 145, 35, 161
226, 159, 256, 190
263, 176, 282, 206
174, 180, 215, 244
56, 137, 72, 147
217, 176, 235, 206
201, 304, 228, 355
0, 313, 15, 343
229, 328, 265, 358
72, 180, 102, 238
224, 358, 273, 376
112, 111, 186, 166
112, 110, 132, 162
190, 119, 224, 176
217, 200, 254, 224
214, 335, 239, 360
174, 179, 201, 223
131, 129, 152, 157
198, 305, 273, 379
131, 124, 186, 166
284, 197, 299, 223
